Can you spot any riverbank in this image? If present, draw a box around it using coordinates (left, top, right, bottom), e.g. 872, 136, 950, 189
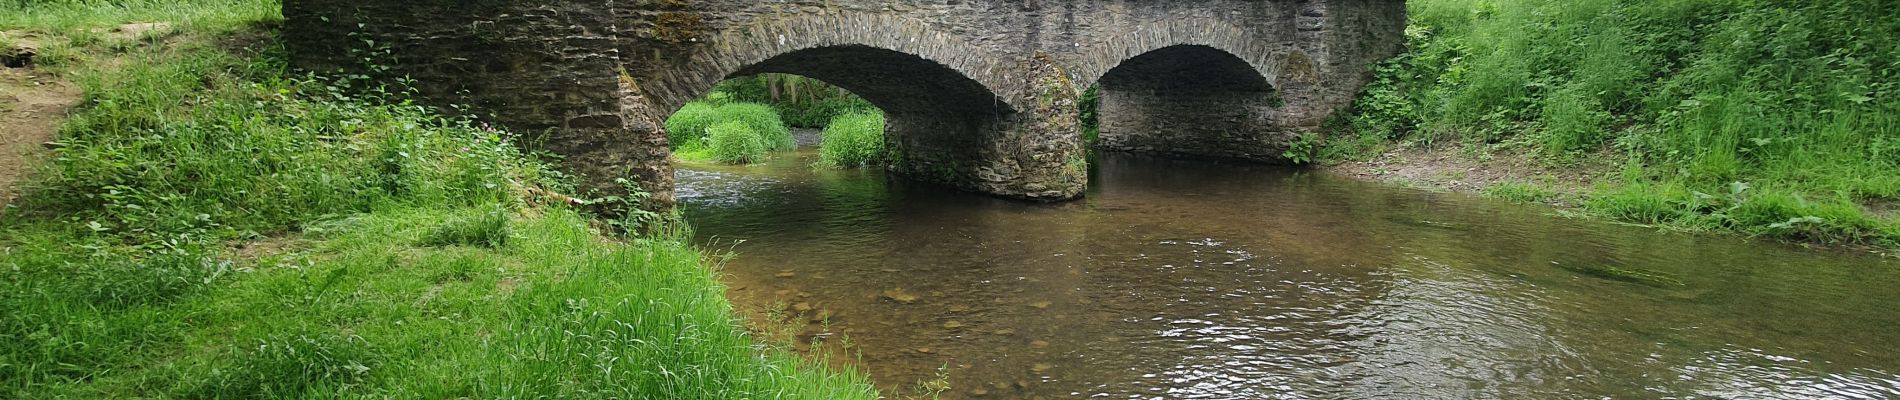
0, 1, 875, 398
1319, 0, 1900, 252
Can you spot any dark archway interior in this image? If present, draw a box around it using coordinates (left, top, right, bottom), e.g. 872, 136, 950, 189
731, 45, 1010, 118
1095, 45, 1287, 161
725, 45, 1016, 180
1097, 45, 1274, 95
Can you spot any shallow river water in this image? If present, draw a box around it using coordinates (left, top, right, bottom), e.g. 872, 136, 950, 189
677, 151, 1900, 399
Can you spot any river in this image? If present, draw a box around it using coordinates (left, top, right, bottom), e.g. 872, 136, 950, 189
677, 150, 1900, 399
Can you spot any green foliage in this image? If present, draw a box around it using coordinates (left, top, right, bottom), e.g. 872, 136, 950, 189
420, 206, 511, 248
706, 120, 767, 164
184, 333, 385, 398
716, 103, 795, 151
1281, 133, 1320, 165
666, 101, 795, 161
0, 4, 876, 397
1338, 0, 1900, 246
713, 74, 876, 128
0, 0, 277, 30
1079, 85, 1101, 145
819, 112, 886, 167
1483, 181, 1559, 204
664, 101, 720, 148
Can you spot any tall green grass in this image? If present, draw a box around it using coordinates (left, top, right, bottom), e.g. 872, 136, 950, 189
1338, 0, 1900, 246
665, 101, 794, 164
707, 120, 768, 164
0, 1, 878, 397
819, 112, 886, 167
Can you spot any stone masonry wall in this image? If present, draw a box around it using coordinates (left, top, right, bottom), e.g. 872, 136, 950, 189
283, 0, 1404, 209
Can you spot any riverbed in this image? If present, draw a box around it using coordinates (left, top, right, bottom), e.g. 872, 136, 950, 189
677, 150, 1900, 399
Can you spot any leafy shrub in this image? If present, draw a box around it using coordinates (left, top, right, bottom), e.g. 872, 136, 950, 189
1340, 0, 1900, 244
819, 112, 886, 167
706, 121, 767, 164
1281, 133, 1319, 165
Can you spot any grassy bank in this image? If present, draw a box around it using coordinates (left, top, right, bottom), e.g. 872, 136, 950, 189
1329, 0, 1900, 248
0, 1, 876, 398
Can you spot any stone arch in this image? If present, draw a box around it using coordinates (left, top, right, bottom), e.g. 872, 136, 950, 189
642, 12, 1023, 117
1084, 22, 1305, 162
637, 11, 1085, 201
1072, 19, 1286, 91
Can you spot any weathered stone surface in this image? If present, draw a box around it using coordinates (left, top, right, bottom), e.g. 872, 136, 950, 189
283, 0, 1406, 210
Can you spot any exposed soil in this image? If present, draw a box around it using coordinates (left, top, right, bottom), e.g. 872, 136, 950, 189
0, 39, 81, 209
1, 23, 177, 209
1326, 144, 1619, 207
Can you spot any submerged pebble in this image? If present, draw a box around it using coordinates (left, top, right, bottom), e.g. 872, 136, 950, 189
881, 289, 920, 304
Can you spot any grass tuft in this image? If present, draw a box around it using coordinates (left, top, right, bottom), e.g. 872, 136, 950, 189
818, 111, 886, 167
707, 120, 768, 164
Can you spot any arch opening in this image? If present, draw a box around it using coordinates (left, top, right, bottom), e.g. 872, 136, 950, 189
1093, 45, 1290, 162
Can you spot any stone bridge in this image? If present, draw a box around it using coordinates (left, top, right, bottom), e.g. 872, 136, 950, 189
284, 0, 1405, 207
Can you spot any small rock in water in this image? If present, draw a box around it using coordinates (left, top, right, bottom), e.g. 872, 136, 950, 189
915, 347, 934, 354
1029, 301, 1052, 309
792, 302, 813, 312
881, 289, 920, 304
1032, 363, 1055, 372
969, 388, 989, 397
775, 271, 796, 278
1029, 340, 1050, 348
992, 328, 1015, 336
942, 320, 965, 329
947, 304, 971, 312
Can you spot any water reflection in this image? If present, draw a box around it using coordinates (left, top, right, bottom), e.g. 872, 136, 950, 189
679, 151, 1900, 399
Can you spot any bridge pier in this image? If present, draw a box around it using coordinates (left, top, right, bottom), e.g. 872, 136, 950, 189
886, 58, 1088, 201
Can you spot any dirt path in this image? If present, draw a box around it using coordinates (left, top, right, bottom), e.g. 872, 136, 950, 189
0, 33, 82, 208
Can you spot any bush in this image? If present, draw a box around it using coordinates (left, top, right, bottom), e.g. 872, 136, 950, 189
1338, 0, 1900, 245
819, 112, 886, 167
707, 121, 767, 164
